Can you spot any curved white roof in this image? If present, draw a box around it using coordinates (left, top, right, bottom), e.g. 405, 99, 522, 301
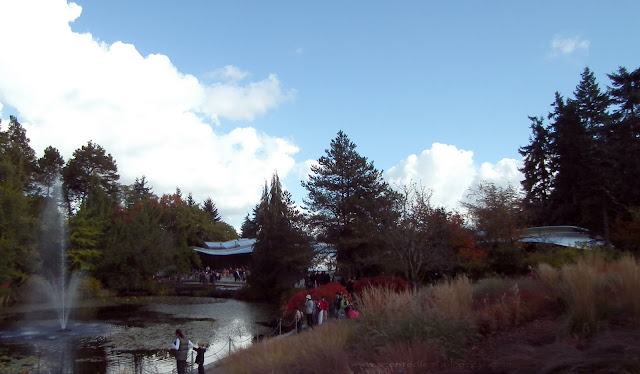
519, 226, 605, 247
194, 238, 256, 256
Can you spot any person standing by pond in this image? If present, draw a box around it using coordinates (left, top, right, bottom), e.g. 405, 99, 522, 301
171, 329, 194, 374
305, 294, 314, 329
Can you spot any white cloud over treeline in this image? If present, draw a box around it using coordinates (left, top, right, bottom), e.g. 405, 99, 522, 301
385, 143, 523, 210
0, 0, 297, 227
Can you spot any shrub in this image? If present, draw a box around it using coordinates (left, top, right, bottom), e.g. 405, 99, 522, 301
456, 246, 489, 280
528, 246, 584, 268
352, 276, 409, 294
77, 276, 108, 298
488, 243, 526, 276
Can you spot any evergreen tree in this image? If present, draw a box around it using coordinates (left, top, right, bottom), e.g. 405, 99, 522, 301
520, 68, 617, 239
572, 68, 613, 241
0, 116, 39, 286
62, 141, 119, 214
546, 93, 598, 228
250, 174, 313, 301
201, 197, 221, 222
35, 146, 64, 197
608, 66, 640, 120
67, 184, 112, 272
239, 212, 258, 238
302, 131, 399, 277
607, 66, 640, 208
519, 116, 552, 225
98, 198, 174, 292
185, 193, 196, 207
574, 67, 611, 136
0, 116, 37, 191
122, 175, 155, 208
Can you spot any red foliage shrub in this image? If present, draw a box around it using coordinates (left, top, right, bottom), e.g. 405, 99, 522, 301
282, 282, 349, 325
352, 276, 409, 294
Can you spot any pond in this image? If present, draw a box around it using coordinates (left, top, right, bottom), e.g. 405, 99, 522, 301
0, 296, 279, 374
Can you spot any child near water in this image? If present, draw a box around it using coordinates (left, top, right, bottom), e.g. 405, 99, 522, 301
194, 342, 208, 374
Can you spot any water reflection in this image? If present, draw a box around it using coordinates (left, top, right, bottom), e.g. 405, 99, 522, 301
0, 297, 277, 374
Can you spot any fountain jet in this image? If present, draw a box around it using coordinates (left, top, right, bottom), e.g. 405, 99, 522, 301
39, 179, 80, 331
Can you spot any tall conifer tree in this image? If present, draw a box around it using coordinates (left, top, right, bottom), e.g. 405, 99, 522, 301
302, 131, 399, 277
250, 174, 313, 301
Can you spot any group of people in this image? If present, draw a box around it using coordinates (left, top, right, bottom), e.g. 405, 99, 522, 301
295, 291, 360, 331
171, 329, 208, 374
197, 267, 248, 284
305, 270, 332, 288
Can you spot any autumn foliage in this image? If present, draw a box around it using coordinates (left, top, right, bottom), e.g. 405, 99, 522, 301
283, 282, 348, 324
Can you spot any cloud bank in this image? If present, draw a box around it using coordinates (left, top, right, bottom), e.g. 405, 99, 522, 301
385, 143, 523, 211
0, 1, 524, 229
0, 0, 297, 227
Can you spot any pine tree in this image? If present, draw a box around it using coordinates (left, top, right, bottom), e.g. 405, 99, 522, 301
546, 93, 598, 228
201, 197, 221, 222
607, 66, 640, 207
302, 131, 399, 277
572, 68, 613, 241
519, 116, 552, 225
123, 176, 155, 208
62, 141, 120, 214
249, 174, 313, 301
35, 146, 65, 197
240, 213, 258, 238
0, 116, 39, 285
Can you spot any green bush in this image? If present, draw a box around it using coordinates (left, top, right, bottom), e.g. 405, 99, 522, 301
78, 276, 105, 298
528, 246, 584, 268
529, 245, 625, 270
488, 243, 526, 275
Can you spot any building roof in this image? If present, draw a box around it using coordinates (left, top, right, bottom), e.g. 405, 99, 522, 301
194, 238, 256, 256
519, 226, 605, 247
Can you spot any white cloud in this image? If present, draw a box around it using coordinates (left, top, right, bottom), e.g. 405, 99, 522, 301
550, 35, 590, 57
385, 143, 523, 210
204, 65, 249, 82
199, 74, 296, 124
0, 0, 298, 229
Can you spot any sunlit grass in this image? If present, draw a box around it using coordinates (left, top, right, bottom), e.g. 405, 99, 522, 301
219, 252, 640, 371
552, 254, 640, 335
220, 321, 355, 374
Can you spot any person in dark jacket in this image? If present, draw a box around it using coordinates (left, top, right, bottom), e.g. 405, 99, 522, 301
193, 342, 208, 374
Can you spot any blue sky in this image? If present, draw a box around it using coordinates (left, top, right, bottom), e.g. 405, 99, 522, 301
1, 0, 639, 229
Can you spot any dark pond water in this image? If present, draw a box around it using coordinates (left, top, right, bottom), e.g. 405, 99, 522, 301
0, 297, 279, 374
